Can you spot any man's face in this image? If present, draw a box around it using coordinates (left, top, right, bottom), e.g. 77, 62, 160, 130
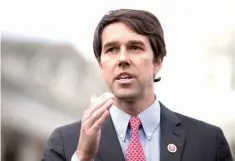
100, 22, 162, 100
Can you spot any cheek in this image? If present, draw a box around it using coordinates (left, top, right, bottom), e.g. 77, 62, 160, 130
136, 57, 153, 73
101, 55, 117, 66
101, 60, 115, 81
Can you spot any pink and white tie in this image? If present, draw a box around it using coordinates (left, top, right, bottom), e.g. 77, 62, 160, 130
126, 117, 145, 161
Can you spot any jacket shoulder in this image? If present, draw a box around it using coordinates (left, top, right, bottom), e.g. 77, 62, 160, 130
174, 112, 233, 160
56, 121, 81, 133
175, 112, 220, 133
42, 121, 82, 161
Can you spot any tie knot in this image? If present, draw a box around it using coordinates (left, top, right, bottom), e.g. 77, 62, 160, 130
129, 117, 141, 131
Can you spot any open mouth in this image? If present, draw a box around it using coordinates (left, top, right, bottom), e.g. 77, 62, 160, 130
117, 76, 133, 80
115, 73, 135, 84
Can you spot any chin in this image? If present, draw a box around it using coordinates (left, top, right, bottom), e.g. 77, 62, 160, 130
113, 89, 139, 100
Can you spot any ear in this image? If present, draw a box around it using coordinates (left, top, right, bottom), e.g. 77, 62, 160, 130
153, 58, 163, 76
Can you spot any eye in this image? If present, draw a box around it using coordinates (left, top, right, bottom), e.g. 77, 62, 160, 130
106, 47, 117, 53
131, 46, 142, 51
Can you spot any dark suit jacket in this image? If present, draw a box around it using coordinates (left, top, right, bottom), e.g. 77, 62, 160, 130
42, 102, 233, 161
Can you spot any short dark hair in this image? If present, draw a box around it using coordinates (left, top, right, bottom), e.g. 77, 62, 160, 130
93, 9, 166, 62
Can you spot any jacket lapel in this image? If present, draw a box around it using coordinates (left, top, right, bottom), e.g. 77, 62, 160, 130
160, 102, 185, 161
98, 116, 125, 161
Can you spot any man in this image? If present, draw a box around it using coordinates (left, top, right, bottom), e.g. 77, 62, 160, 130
42, 9, 233, 161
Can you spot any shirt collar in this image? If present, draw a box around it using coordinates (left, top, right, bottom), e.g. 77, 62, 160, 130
110, 95, 161, 141
110, 104, 131, 141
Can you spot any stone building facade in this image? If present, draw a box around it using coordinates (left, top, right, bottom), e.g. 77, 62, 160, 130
1, 37, 107, 161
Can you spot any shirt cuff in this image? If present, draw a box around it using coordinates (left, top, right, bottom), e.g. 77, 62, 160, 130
71, 152, 94, 161
71, 152, 80, 161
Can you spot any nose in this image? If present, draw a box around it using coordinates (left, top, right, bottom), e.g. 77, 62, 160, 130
117, 48, 130, 68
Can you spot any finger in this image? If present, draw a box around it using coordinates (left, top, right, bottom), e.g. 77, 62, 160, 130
82, 95, 98, 118
91, 110, 110, 132
83, 94, 114, 120
82, 102, 107, 123
97, 92, 115, 103
83, 97, 112, 121
88, 93, 110, 108
85, 99, 113, 128
90, 94, 98, 105
89, 92, 114, 110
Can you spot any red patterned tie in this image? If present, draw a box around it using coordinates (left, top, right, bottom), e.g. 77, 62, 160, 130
126, 117, 145, 161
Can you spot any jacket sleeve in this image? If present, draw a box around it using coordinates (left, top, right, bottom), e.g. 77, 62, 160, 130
41, 128, 66, 161
217, 127, 234, 161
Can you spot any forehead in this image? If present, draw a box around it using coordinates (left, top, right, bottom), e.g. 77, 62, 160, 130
101, 22, 150, 47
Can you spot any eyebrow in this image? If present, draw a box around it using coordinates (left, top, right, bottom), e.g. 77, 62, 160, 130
103, 41, 119, 49
128, 40, 145, 47
103, 40, 145, 49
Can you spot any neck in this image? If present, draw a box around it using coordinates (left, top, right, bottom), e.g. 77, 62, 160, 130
114, 90, 156, 116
